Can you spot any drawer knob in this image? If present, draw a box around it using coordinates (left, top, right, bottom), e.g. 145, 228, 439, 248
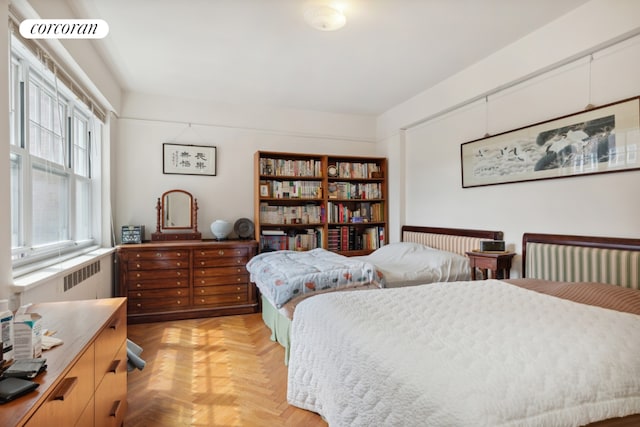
137, 292, 142, 297
136, 283, 141, 288
136, 273, 141, 278
155, 252, 162, 257
236, 287, 241, 291
177, 300, 181, 305
177, 252, 181, 257
176, 262, 181, 267
177, 272, 181, 276
201, 299, 205, 303
237, 278, 241, 282
136, 303, 142, 307
136, 263, 141, 268
218, 250, 225, 256
176, 281, 181, 285
177, 290, 182, 295
236, 268, 242, 273
201, 261, 205, 266
237, 296, 241, 300
236, 260, 241, 264
136, 253, 140, 258
201, 251, 205, 256
200, 280, 205, 285
200, 289, 205, 294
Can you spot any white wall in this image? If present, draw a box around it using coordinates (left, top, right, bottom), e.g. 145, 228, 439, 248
114, 93, 381, 242
377, 0, 640, 276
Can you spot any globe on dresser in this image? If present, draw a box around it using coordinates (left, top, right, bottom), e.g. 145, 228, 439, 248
210, 220, 233, 240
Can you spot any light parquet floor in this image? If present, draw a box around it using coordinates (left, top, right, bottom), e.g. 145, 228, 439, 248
125, 313, 327, 427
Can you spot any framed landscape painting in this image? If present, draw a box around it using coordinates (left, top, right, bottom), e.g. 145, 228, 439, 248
461, 96, 640, 188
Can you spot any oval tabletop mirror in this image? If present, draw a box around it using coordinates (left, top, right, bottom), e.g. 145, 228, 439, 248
151, 189, 202, 241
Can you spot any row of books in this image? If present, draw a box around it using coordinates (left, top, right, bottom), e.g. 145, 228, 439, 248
260, 229, 322, 252
259, 158, 321, 177
327, 202, 384, 224
262, 180, 322, 199
259, 202, 324, 225
327, 182, 382, 200
327, 226, 385, 251
333, 162, 381, 179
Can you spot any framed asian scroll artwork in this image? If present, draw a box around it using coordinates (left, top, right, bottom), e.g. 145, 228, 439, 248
163, 143, 217, 176
461, 96, 640, 188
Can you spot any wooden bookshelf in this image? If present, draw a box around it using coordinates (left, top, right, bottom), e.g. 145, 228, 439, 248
254, 151, 388, 255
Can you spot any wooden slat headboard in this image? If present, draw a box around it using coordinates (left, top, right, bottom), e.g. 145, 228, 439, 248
522, 233, 640, 289
401, 226, 503, 257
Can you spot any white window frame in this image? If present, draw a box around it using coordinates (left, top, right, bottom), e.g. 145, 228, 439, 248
10, 36, 102, 273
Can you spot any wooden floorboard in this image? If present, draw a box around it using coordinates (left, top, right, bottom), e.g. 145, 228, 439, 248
125, 313, 327, 427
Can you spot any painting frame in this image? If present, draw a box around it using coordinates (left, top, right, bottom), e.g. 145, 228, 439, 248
461, 96, 640, 188
163, 143, 217, 176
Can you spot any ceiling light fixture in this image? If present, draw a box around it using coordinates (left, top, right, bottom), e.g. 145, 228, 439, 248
304, 4, 346, 31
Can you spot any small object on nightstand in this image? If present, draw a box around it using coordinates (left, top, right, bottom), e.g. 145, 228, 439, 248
466, 251, 515, 280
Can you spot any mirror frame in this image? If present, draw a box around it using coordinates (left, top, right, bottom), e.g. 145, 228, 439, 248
151, 189, 202, 241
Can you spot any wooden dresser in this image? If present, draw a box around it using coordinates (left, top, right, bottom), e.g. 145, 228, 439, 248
1, 298, 127, 427
116, 240, 259, 323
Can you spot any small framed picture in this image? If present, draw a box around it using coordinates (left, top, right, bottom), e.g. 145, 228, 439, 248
259, 183, 270, 197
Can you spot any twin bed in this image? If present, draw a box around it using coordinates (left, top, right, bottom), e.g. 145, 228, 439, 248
247, 225, 503, 362
285, 231, 640, 426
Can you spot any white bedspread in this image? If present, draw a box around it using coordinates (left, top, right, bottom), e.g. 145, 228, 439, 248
353, 242, 471, 286
287, 280, 640, 426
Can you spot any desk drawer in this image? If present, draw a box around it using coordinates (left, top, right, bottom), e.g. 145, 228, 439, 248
95, 304, 127, 388
25, 344, 95, 427
95, 340, 127, 427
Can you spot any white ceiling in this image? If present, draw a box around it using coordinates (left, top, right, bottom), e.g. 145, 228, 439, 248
70, 0, 590, 116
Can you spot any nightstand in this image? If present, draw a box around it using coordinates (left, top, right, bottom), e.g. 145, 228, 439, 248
465, 251, 516, 280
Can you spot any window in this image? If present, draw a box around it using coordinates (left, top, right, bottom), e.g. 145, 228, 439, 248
10, 35, 103, 269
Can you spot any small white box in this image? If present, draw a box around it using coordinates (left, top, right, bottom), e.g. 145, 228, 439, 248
13, 312, 42, 360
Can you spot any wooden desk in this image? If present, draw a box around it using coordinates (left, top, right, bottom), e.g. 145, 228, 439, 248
466, 251, 516, 280
1, 298, 127, 427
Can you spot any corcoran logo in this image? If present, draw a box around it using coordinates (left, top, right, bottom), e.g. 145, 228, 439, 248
19, 19, 109, 39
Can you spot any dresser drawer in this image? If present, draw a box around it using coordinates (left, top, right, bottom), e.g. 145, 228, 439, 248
193, 292, 248, 306
194, 274, 248, 286
193, 256, 247, 272
129, 287, 188, 299
129, 277, 188, 290
127, 268, 189, 281
128, 250, 188, 260
194, 247, 248, 259
194, 283, 248, 296
127, 259, 188, 270
129, 297, 189, 312
25, 344, 95, 427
